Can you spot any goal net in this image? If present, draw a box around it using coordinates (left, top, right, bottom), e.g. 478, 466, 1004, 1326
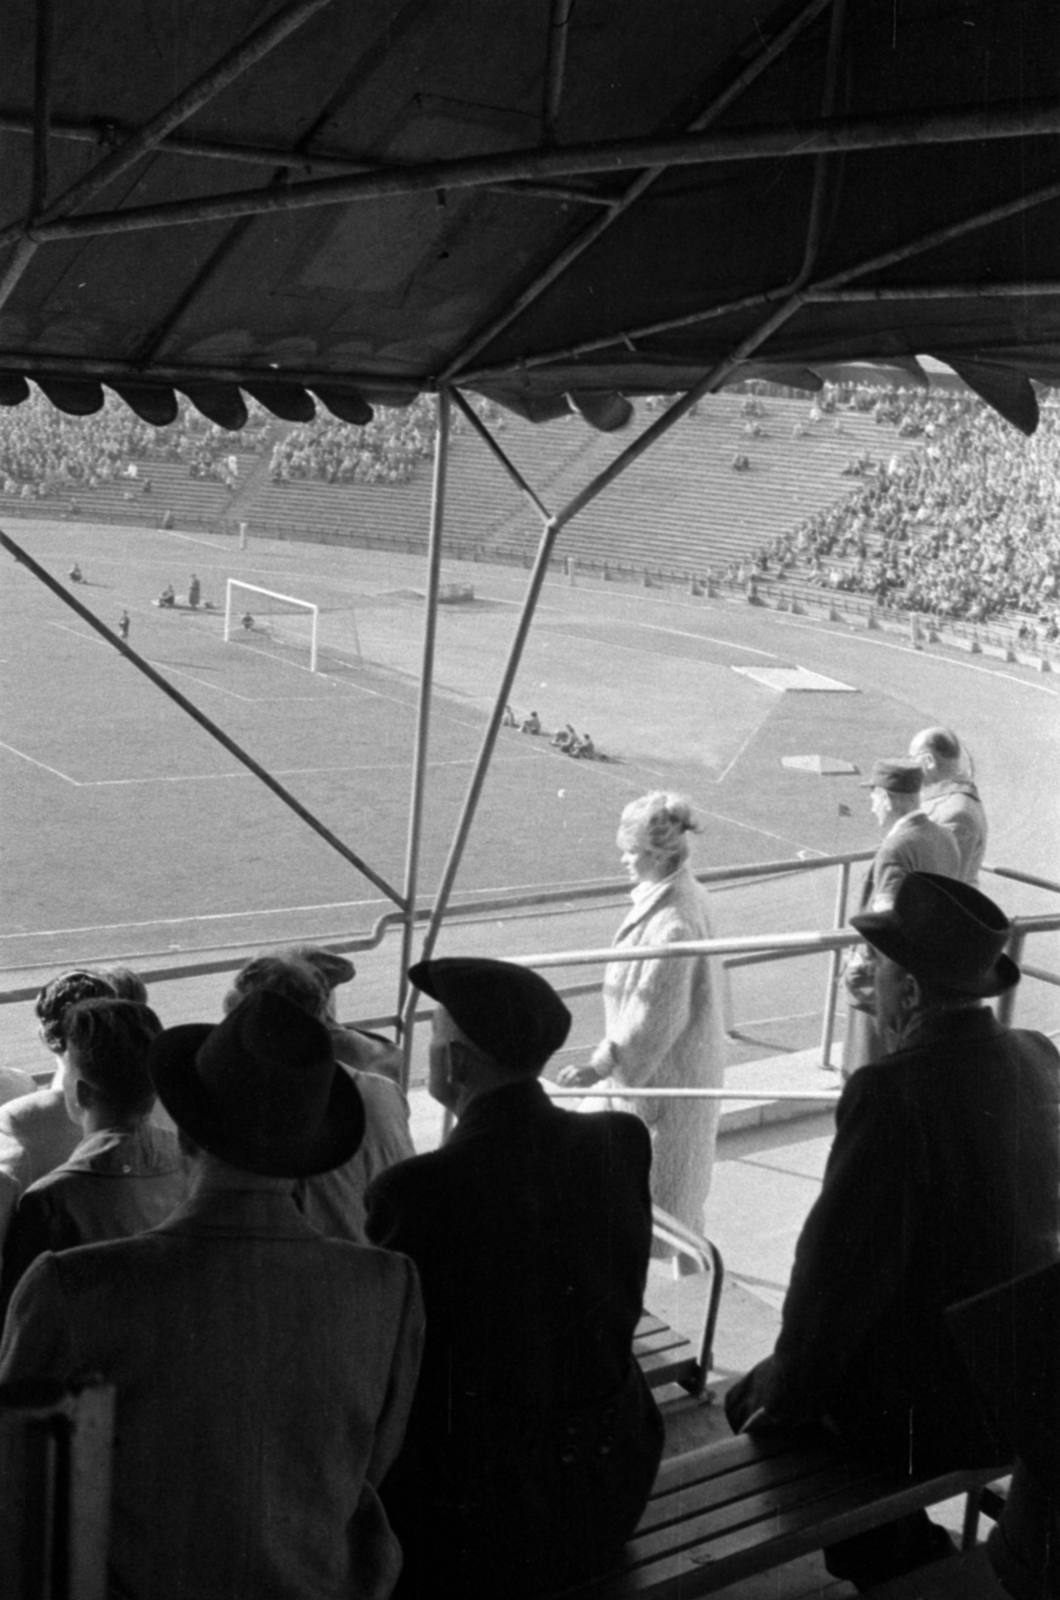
224, 580, 320, 672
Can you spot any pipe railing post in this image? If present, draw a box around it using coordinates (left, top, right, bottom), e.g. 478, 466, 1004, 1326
820, 858, 851, 1068
397, 390, 451, 1086
995, 925, 1027, 1027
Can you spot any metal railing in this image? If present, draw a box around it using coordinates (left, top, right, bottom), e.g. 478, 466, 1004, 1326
3, 852, 1055, 1102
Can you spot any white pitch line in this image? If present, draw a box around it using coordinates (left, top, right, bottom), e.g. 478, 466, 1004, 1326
0, 739, 79, 784
728, 610, 1060, 698
0, 872, 620, 941
81, 757, 488, 787
715, 705, 774, 785
640, 623, 779, 659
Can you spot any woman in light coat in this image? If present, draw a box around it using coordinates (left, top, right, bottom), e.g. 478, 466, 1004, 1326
558, 792, 726, 1248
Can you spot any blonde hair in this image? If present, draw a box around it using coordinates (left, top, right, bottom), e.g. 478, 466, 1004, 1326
618, 791, 700, 873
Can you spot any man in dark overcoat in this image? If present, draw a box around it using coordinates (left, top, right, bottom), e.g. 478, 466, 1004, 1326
727, 871, 1060, 1591
366, 956, 664, 1599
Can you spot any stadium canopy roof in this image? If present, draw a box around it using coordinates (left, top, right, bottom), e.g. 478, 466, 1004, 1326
1, 0, 1059, 436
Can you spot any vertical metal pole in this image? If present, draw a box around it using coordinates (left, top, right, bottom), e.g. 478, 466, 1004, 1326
401, 506, 562, 1038
995, 925, 1026, 1027
396, 390, 451, 1086
820, 858, 850, 1068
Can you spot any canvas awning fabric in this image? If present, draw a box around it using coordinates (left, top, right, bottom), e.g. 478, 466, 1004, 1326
1, 0, 1058, 435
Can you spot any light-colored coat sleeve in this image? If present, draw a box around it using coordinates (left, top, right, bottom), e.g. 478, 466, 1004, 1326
601, 908, 702, 1085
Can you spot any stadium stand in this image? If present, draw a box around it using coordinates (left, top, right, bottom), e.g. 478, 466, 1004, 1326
3, 385, 1057, 648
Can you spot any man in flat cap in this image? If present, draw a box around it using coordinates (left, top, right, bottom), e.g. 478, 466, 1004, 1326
0, 991, 424, 1600
365, 956, 664, 1600
842, 758, 961, 1073
726, 873, 1060, 1591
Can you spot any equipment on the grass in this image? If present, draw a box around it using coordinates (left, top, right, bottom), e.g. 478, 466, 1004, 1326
223, 580, 320, 672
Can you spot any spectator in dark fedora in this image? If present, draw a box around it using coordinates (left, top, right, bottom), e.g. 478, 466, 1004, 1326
366, 957, 663, 1599
726, 873, 1060, 1591
842, 759, 960, 1075
225, 953, 413, 1242
0, 991, 424, 1600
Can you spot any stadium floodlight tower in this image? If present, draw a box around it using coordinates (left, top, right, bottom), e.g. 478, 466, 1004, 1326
224, 579, 320, 673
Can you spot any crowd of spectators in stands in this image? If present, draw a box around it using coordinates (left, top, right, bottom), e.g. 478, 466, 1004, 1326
754, 388, 1060, 631
269, 397, 436, 485
0, 391, 265, 500
267, 394, 503, 487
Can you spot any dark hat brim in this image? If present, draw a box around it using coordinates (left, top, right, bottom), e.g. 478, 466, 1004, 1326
849, 913, 1021, 998
149, 1021, 365, 1178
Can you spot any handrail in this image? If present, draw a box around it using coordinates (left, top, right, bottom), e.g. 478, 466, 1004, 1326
0, 849, 876, 1000
1, 859, 1055, 1080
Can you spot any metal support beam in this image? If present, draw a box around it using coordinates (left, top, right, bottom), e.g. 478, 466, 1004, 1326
16, 99, 1060, 247
31, 0, 54, 216
409, 295, 805, 983
0, 528, 406, 908
397, 391, 451, 1083
24, 0, 336, 234
456, 174, 1060, 388
441, 0, 836, 382
449, 388, 554, 520
542, 0, 574, 145
795, 0, 846, 287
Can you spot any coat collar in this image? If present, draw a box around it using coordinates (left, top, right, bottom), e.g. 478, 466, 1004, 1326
616, 865, 688, 937
154, 1179, 321, 1239
445, 1077, 552, 1146
893, 1004, 1005, 1056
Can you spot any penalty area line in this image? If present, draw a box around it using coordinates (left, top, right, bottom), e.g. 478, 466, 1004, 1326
0, 739, 80, 784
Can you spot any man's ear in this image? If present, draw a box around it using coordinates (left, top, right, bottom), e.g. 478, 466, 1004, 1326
73, 1076, 96, 1110
446, 1040, 472, 1088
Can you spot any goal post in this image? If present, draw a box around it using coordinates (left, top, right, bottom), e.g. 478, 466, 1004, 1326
224, 579, 320, 672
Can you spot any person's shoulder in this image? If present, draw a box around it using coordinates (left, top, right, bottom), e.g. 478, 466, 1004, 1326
556, 1103, 652, 1161
0, 1087, 61, 1135
367, 1144, 445, 1203
0, 1068, 36, 1108
347, 1067, 408, 1117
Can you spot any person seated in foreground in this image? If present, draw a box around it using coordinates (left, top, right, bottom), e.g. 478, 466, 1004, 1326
157, 583, 176, 607
68, 561, 83, 583
0, 997, 187, 1315
551, 720, 576, 749
0, 969, 117, 1194
365, 957, 664, 1599
948, 1261, 1060, 1600
0, 992, 424, 1600
225, 953, 413, 1241
725, 872, 1060, 1592
519, 708, 541, 734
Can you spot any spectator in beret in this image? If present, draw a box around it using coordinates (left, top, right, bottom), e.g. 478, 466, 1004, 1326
366, 957, 663, 1599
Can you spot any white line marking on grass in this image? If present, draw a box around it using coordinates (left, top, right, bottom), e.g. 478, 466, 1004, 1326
0, 740, 79, 784
45, 619, 107, 646
0, 874, 622, 941
162, 530, 233, 550
81, 757, 485, 787
715, 707, 774, 785
641, 624, 778, 659
742, 612, 1060, 697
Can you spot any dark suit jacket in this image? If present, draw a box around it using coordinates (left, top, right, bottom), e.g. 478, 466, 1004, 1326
365, 1078, 663, 1598
736, 1010, 1060, 1471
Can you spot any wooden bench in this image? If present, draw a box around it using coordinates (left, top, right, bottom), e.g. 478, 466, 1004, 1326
543, 1431, 1009, 1598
